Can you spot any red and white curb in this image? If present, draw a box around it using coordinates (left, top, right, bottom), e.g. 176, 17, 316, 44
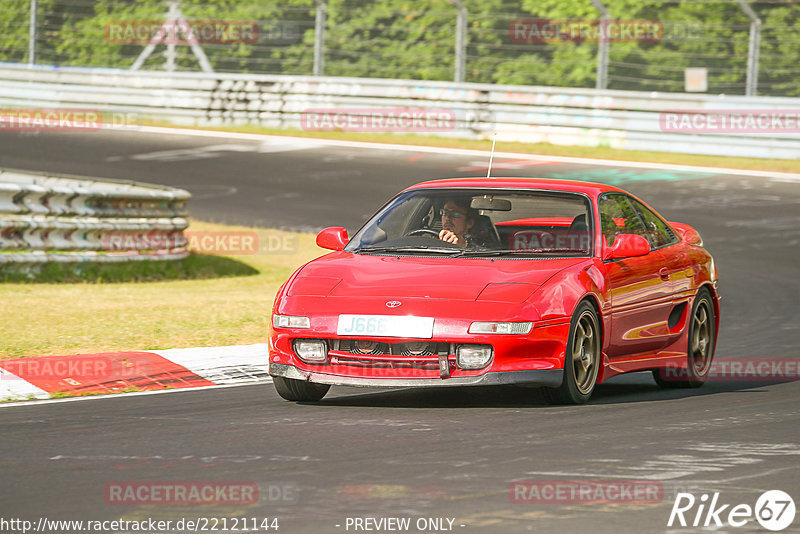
0, 344, 269, 402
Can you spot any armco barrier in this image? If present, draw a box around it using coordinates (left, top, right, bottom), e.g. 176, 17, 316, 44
0, 169, 190, 263
1, 64, 800, 159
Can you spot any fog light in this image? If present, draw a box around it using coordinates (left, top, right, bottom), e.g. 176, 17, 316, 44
457, 345, 493, 369
273, 315, 310, 329
293, 339, 328, 364
469, 321, 532, 334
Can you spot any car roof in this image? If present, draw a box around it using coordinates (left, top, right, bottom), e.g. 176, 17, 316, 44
404, 177, 626, 197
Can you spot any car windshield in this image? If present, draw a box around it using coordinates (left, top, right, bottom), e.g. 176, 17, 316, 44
345, 188, 593, 257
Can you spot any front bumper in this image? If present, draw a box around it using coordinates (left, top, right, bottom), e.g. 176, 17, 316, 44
270, 362, 564, 388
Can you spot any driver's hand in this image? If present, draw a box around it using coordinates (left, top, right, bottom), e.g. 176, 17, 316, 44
439, 230, 465, 247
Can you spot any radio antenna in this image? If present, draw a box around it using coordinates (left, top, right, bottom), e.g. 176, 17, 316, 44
486, 132, 497, 179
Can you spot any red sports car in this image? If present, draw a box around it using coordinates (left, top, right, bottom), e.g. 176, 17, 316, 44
268, 177, 719, 404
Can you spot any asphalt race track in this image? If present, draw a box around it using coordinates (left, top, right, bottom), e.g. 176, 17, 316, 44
1, 128, 799, 533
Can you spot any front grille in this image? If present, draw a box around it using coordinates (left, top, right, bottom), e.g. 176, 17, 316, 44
336, 339, 446, 357
399, 341, 436, 356
330, 353, 452, 370
344, 339, 390, 355
331, 339, 454, 371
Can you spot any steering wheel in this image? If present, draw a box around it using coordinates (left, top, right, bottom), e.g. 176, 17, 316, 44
404, 228, 441, 239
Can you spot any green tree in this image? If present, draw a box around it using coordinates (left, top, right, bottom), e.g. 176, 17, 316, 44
0, 1, 32, 63
54, 0, 314, 72
0, 0, 797, 96
1, 0, 65, 64
615, 1, 750, 94
759, 5, 800, 96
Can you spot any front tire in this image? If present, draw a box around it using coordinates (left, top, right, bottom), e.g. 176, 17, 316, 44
544, 301, 601, 405
272, 376, 330, 402
653, 287, 716, 389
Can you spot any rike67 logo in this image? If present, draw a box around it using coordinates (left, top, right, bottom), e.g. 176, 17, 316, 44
668, 490, 796, 531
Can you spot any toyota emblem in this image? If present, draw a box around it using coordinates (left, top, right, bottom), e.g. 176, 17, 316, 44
385, 301, 402, 308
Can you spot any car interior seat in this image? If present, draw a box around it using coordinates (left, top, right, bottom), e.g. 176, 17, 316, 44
470, 214, 502, 248
569, 213, 588, 231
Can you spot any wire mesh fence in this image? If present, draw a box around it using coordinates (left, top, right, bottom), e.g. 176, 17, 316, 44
2, 0, 799, 97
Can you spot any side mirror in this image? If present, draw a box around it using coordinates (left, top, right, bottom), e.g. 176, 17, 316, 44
670, 222, 703, 246
603, 233, 650, 261
316, 227, 349, 251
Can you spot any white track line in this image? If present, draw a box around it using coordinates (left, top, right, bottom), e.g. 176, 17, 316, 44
134, 125, 800, 182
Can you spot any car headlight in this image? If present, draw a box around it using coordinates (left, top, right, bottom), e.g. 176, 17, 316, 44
457, 345, 493, 369
273, 314, 311, 329
468, 321, 532, 334
293, 339, 328, 364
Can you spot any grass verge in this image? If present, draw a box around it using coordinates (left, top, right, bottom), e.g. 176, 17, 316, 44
48, 388, 143, 399
0, 220, 325, 359
0, 253, 258, 283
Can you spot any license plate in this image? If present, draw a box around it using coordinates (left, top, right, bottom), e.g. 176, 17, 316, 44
336, 315, 434, 338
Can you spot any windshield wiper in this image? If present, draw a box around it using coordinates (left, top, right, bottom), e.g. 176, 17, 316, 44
458, 248, 588, 257
357, 245, 463, 255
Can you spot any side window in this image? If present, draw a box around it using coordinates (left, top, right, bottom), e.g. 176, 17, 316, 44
358, 196, 429, 246
627, 197, 678, 249
381, 197, 428, 236
598, 194, 647, 246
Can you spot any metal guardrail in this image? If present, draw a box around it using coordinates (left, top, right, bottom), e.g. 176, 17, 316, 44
0, 168, 190, 263
1, 64, 799, 159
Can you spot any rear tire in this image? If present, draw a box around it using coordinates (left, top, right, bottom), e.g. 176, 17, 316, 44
272, 376, 330, 402
653, 287, 715, 389
544, 301, 601, 405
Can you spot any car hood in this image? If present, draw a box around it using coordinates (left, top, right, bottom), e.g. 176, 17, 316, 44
287, 251, 586, 303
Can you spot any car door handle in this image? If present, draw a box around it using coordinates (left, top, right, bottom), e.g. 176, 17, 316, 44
659, 267, 670, 281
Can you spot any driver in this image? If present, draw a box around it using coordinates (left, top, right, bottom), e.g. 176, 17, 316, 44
439, 198, 478, 247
